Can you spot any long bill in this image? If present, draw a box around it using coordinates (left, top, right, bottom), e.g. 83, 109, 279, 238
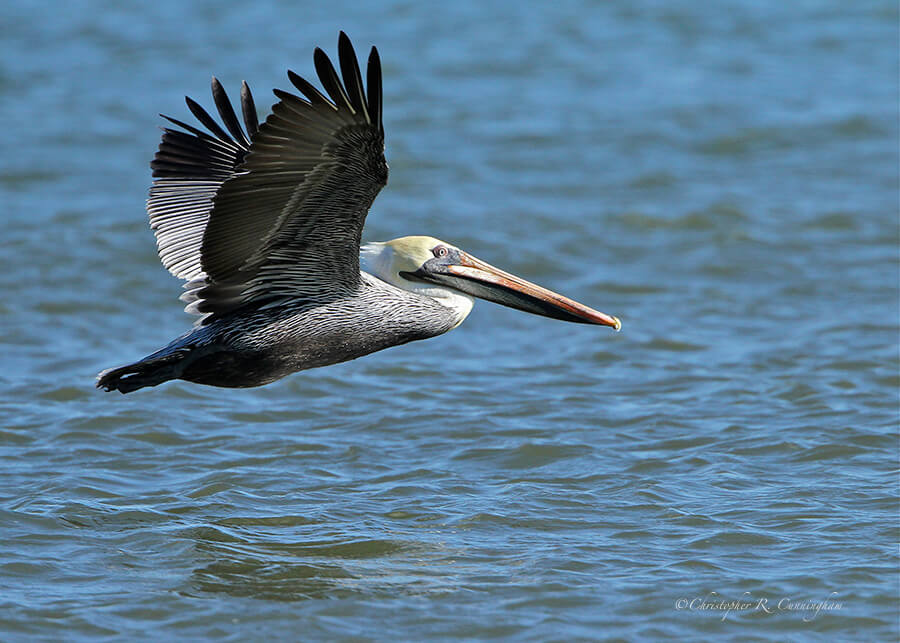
420, 251, 621, 329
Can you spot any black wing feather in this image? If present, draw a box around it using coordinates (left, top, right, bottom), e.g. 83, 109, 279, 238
240, 81, 259, 137
185, 95, 235, 144
159, 115, 220, 143
211, 77, 250, 146
288, 70, 333, 108
338, 31, 369, 120
366, 47, 383, 134
313, 47, 354, 112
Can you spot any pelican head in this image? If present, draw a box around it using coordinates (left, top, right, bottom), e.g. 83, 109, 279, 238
361, 236, 621, 330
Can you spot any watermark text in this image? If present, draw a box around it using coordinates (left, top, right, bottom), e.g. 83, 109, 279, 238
674, 591, 843, 622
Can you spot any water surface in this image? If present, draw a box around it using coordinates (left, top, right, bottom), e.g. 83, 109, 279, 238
1, 1, 897, 639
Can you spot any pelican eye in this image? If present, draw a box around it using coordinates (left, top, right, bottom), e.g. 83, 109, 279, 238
433, 245, 449, 258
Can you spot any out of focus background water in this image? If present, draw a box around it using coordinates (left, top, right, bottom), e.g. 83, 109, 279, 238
1, 1, 897, 640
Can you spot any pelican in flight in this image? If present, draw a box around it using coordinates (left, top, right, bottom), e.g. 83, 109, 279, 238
97, 33, 621, 394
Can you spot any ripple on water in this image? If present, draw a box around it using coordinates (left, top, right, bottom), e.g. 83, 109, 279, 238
618, 203, 749, 231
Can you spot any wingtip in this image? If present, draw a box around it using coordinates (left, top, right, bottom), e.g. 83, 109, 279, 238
338, 31, 355, 59
240, 80, 258, 136
338, 32, 353, 60
368, 45, 382, 75
366, 45, 383, 133
184, 94, 206, 117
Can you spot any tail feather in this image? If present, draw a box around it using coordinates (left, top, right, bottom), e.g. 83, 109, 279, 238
96, 352, 185, 394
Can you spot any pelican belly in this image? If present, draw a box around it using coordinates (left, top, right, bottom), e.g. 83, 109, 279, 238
177, 275, 458, 388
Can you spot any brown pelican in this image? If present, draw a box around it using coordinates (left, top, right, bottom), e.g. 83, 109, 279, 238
97, 32, 621, 394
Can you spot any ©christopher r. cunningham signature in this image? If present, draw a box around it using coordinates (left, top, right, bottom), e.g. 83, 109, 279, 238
674, 591, 843, 622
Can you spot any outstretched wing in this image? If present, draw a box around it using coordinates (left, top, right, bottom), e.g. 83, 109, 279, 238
146, 31, 386, 321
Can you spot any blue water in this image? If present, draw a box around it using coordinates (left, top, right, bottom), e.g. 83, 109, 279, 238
1, 1, 897, 640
